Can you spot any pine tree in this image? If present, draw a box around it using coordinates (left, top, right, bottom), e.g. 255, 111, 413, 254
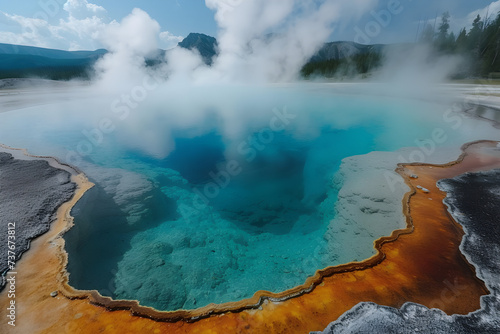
468, 15, 484, 52
447, 32, 457, 52
456, 28, 468, 51
437, 12, 451, 42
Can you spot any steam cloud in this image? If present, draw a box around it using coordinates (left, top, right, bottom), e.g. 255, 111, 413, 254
204, 0, 375, 82
93, 0, 377, 86
80, 0, 379, 158
5, 0, 471, 162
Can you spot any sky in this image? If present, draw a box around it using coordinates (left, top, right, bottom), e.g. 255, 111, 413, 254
0, 0, 498, 51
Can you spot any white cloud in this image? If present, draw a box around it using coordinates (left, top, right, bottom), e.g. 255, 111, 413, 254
0, 1, 178, 52
466, 1, 500, 24
0, 2, 109, 50
0, 12, 55, 48
63, 0, 107, 20
159, 31, 183, 50
445, 1, 500, 35
56, 15, 109, 50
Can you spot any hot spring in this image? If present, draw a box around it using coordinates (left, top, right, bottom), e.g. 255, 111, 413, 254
0, 82, 496, 311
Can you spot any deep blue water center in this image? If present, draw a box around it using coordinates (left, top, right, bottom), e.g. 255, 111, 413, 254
0, 84, 464, 311
163, 134, 226, 184
66, 124, 379, 310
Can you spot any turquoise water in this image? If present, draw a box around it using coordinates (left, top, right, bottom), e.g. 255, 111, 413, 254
66, 125, 378, 310
0, 84, 476, 311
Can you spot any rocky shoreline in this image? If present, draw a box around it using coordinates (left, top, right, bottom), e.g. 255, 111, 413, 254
1, 142, 499, 333
316, 151, 500, 333
0, 148, 77, 289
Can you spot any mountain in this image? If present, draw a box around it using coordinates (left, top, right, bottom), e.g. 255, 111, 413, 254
0, 43, 106, 60
0, 36, 387, 81
178, 33, 218, 65
0, 54, 101, 70
175, 36, 385, 67
0, 43, 107, 80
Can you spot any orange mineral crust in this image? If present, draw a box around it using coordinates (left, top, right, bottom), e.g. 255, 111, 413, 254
2, 140, 500, 334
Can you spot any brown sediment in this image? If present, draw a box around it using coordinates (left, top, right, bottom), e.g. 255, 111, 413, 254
1, 140, 500, 333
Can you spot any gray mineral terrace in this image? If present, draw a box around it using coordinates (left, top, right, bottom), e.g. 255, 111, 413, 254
0, 149, 77, 289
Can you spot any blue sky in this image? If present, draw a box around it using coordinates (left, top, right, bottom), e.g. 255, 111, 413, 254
0, 0, 498, 50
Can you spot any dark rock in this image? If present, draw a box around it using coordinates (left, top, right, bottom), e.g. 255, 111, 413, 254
178, 33, 218, 65
0, 152, 77, 289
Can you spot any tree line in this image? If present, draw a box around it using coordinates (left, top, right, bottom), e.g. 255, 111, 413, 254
426, 10, 500, 77
302, 10, 500, 79
300, 52, 382, 79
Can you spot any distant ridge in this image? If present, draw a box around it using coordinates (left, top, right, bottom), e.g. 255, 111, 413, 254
0, 36, 387, 80
0, 43, 107, 80
175, 36, 385, 65
0, 43, 106, 60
